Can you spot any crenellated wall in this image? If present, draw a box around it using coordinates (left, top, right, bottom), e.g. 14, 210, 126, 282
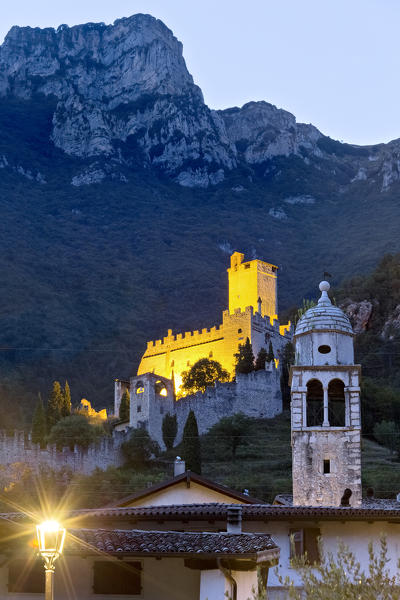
0, 430, 128, 476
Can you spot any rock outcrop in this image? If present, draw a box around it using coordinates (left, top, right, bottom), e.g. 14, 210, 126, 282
341, 299, 374, 335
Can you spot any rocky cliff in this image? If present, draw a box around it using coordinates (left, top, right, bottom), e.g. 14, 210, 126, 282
2, 13, 394, 189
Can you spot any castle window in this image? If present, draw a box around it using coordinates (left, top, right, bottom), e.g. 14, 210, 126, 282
289, 528, 320, 564
155, 381, 168, 397
328, 379, 345, 426
238, 328, 242, 334
318, 345, 331, 354
209, 351, 213, 358
93, 560, 142, 595
306, 379, 324, 427
137, 405, 141, 413
171, 360, 174, 367
187, 361, 190, 366
245, 264, 250, 269
323, 459, 331, 474
136, 381, 144, 394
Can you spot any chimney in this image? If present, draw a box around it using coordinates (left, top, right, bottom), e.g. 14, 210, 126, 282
174, 456, 186, 477
227, 505, 242, 534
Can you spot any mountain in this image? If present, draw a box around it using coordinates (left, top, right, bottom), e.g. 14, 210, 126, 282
0, 14, 400, 422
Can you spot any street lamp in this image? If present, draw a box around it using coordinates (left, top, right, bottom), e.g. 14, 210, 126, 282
36, 520, 66, 600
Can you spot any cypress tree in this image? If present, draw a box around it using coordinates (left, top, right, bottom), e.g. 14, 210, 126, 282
47, 381, 63, 431
255, 347, 268, 370
182, 410, 201, 474
61, 380, 72, 418
119, 389, 130, 422
32, 394, 47, 448
162, 413, 178, 449
234, 337, 255, 374
267, 340, 275, 363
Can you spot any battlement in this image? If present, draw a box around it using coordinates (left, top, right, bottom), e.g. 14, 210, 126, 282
145, 324, 223, 354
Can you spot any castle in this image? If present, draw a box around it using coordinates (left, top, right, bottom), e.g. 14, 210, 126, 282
138, 251, 290, 390
114, 252, 292, 446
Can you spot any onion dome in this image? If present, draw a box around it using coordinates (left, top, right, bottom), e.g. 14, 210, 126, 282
295, 281, 353, 336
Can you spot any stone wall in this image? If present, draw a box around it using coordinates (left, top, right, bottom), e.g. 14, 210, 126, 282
0, 430, 127, 476
142, 366, 283, 447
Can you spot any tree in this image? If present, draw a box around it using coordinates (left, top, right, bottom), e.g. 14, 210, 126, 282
46, 381, 63, 430
206, 413, 251, 458
266, 340, 275, 363
234, 337, 255, 374
255, 347, 268, 371
119, 389, 130, 422
180, 358, 230, 395
281, 342, 295, 410
48, 414, 105, 450
373, 420, 398, 456
121, 429, 160, 468
61, 380, 72, 418
162, 413, 177, 450
31, 394, 47, 448
275, 536, 400, 600
182, 410, 201, 474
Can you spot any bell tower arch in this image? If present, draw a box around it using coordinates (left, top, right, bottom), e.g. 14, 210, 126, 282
290, 281, 362, 507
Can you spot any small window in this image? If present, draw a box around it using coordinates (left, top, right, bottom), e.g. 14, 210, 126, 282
137, 405, 141, 413
187, 361, 190, 366
245, 264, 250, 269
8, 559, 45, 593
171, 360, 174, 367
323, 459, 330, 474
136, 381, 144, 394
290, 528, 320, 564
238, 328, 242, 334
209, 351, 213, 358
318, 345, 331, 354
93, 560, 142, 595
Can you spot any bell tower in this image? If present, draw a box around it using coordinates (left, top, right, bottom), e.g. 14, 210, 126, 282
290, 281, 362, 507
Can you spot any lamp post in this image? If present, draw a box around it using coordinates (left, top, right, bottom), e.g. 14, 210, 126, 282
36, 520, 66, 600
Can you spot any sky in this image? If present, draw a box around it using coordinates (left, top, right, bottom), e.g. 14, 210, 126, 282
0, 0, 399, 145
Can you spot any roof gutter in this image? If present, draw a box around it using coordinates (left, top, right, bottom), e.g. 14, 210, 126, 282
217, 558, 237, 600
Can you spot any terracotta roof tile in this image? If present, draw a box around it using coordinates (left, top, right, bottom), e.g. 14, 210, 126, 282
67, 528, 278, 558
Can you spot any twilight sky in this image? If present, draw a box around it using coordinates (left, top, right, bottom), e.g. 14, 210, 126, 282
0, 0, 399, 145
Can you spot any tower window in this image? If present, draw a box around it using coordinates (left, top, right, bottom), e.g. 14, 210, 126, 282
323, 459, 330, 474
137, 405, 141, 413
318, 345, 331, 354
306, 379, 324, 427
136, 381, 144, 394
245, 264, 250, 269
238, 328, 242, 334
209, 351, 213, 358
328, 379, 345, 426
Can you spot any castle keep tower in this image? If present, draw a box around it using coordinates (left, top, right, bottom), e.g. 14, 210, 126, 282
290, 281, 362, 507
228, 252, 278, 320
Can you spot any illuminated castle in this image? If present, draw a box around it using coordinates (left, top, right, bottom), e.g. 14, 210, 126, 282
137, 252, 292, 391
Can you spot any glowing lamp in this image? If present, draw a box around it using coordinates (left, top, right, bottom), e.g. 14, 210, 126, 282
36, 520, 66, 600
36, 520, 65, 558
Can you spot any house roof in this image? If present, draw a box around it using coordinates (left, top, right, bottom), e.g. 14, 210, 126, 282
67, 500, 400, 522
109, 470, 264, 507
66, 528, 279, 562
